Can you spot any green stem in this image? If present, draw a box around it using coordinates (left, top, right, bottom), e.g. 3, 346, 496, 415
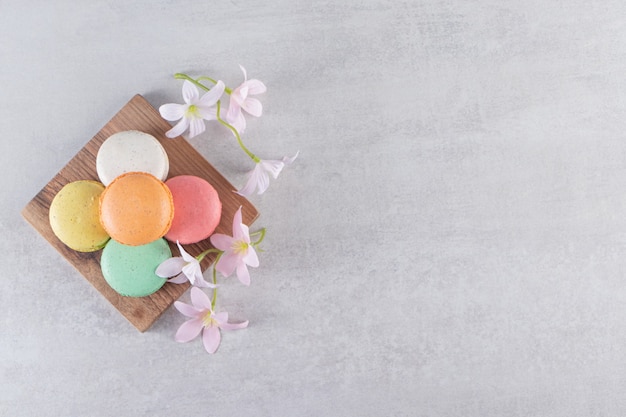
197, 76, 232, 95
250, 228, 266, 246
174, 73, 210, 91
173, 73, 232, 94
211, 252, 222, 310
216, 100, 260, 163
196, 76, 218, 85
195, 248, 221, 263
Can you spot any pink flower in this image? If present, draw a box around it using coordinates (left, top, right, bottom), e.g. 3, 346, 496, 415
225, 65, 266, 134
155, 241, 213, 288
174, 287, 248, 354
159, 80, 225, 138
237, 151, 299, 196
210, 206, 259, 286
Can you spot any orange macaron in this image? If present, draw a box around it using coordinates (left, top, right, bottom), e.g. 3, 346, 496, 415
99, 172, 174, 246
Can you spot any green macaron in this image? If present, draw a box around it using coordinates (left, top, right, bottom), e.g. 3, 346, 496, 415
101, 238, 171, 297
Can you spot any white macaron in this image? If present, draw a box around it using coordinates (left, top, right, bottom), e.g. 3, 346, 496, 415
96, 130, 169, 186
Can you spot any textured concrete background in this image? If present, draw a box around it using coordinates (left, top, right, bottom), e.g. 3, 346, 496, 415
3, 0, 626, 415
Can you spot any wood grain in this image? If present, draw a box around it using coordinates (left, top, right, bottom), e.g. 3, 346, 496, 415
21, 94, 258, 332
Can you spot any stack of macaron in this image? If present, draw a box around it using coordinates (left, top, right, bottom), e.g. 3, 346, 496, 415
48, 130, 222, 297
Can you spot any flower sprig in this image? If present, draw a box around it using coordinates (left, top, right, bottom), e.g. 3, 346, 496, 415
158, 66, 295, 353
157, 207, 266, 354
159, 66, 298, 196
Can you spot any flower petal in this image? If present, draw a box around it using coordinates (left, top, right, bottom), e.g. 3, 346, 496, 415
235, 223, 250, 243
255, 169, 271, 194
193, 267, 205, 286
188, 117, 206, 138
232, 206, 243, 231
210, 233, 235, 251
260, 159, 285, 179
165, 118, 190, 138
198, 106, 217, 121
191, 265, 213, 288
244, 79, 267, 95
215, 252, 239, 277
236, 165, 262, 196
182, 261, 202, 284
238, 85, 249, 101
241, 97, 263, 117
176, 241, 194, 263
175, 318, 203, 342
194, 276, 217, 288
233, 216, 249, 243
226, 99, 241, 121
159, 103, 185, 121
236, 263, 251, 286
283, 151, 300, 165
182, 80, 199, 104
155, 257, 185, 278
213, 312, 229, 324
198, 80, 225, 107
226, 105, 246, 134
168, 273, 188, 284
174, 301, 201, 318
202, 326, 221, 354
244, 246, 259, 268
221, 320, 249, 331
239, 64, 248, 81
190, 287, 213, 310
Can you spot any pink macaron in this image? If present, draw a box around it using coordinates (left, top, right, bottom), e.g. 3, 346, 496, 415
164, 175, 222, 244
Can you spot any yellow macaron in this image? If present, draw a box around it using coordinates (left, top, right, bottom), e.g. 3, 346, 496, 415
49, 180, 110, 252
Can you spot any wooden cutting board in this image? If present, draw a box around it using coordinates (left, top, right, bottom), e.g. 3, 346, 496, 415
21, 94, 258, 332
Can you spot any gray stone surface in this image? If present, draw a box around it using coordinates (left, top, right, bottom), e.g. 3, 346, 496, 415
3, 0, 626, 415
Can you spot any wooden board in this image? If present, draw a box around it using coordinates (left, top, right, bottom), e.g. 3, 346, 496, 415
21, 94, 258, 332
